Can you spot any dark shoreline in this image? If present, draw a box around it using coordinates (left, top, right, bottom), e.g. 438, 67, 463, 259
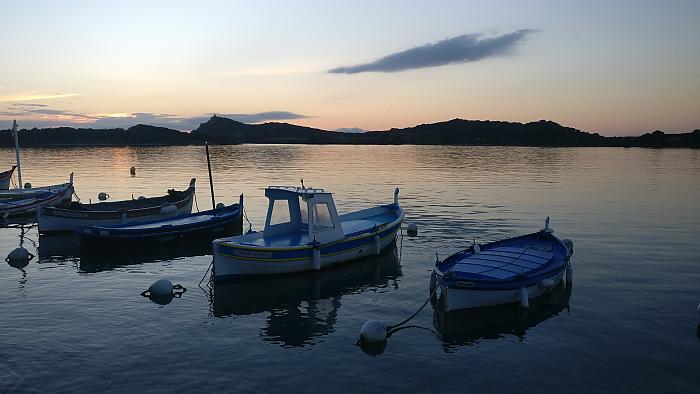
2, 116, 698, 148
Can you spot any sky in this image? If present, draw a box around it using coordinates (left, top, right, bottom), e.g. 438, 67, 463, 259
0, 0, 698, 136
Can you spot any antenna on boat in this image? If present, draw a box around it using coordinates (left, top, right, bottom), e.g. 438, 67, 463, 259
205, 141, 216, 209
12, 120, 23, 190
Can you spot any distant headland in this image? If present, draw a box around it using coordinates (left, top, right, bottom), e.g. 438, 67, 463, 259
1, 116, 698, 148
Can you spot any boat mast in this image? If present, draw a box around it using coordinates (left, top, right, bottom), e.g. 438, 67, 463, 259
12, 120, 22, 190
205, 141, 215, 209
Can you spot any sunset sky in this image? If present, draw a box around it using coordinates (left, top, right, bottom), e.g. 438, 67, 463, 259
1, 0, 698, 136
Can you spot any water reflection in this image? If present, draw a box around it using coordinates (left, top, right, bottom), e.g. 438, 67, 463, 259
433, 282, 572, 352
37, 233, 212, 273
212, 244, 402, 347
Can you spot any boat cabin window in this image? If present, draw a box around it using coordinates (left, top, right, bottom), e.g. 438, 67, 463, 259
313, 202, 334, 231
270, 199, 291, 226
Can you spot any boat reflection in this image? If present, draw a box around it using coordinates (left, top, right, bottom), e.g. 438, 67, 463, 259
433, 282, 572, 351
211, 243, 402, 348
37, 233, 212, 272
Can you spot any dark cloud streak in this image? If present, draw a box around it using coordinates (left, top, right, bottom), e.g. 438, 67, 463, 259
328, 29, 536, 74
1, 108, 310, 130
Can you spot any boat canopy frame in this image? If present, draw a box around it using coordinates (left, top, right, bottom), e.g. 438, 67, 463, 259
263, 186, 344, 244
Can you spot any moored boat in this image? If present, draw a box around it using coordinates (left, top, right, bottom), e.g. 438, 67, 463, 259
78, 194, 243, 252
431, 218, 574, 311
1, 174, 74, 220
212, 186, 404, 281
37, 178, 196, 234
0, 166, 15, 190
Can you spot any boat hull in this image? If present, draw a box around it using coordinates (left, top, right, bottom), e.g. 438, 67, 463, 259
432, 267, 567, 311
0, 166, 14, 190
37, 180, 195, 234
0, 183, 74, 220
212, 222, 401, 281
79, 206, 242, 253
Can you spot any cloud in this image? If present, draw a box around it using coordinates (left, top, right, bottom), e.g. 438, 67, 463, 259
1, 107, 310, 130
221, 111, 310, 124
329, 29, 536, 74
0, 93, 79, 102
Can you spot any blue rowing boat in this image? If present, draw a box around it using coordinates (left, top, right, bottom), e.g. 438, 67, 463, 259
78, 195, 243, 253
212, 186, 403, 281
431, 218, 573, 311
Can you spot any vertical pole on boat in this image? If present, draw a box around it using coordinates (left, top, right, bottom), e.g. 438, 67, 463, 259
12, 120, 23, 190
205, 141, 216, 209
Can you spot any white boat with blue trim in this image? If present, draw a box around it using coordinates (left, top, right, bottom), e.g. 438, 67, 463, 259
212, 186, 404, 281
431, 218, 574, 311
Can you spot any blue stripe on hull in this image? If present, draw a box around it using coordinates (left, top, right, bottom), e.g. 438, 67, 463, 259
218, 222, 401, 261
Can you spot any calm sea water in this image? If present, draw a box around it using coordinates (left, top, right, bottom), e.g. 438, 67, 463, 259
1, 145, 699, 393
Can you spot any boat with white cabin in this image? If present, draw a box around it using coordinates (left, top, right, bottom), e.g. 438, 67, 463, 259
431, 218, 574, 311
212, 185, 404, 281
37, 178, 196, 234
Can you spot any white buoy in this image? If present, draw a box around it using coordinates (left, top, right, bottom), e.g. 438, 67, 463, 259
160, 204, 177, 214
312, 249, 321, 270
539, 278, 555, 289
216, 202, 225, 209
359, 320, 388, 343
98, 192, 109, 201
520, 287, 529, 308
148, 279, 174, 296
23, 182, 32, 189
406, 223, 418, 236
562, 239, 574, 257
6, 247, 32, 264
373, 235, 381, 255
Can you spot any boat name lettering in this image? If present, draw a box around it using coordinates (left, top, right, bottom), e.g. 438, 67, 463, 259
53, 210, 89, 218
231, 249, 274, 258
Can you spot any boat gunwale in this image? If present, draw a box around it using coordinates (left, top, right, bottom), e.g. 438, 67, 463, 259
219, 204, 404, 252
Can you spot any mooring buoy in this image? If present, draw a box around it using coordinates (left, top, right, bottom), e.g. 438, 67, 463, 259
130, 166, 136, 176
406, 223, 418, 237
98, 192, 109, 201
359, 320, 388, 343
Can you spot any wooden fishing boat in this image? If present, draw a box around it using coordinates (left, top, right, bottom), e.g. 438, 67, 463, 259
212, 186, 404, 281
78, 195, 243, 252
37, 178, 196, 234
431, 218, 574, 311
0, 166, 15, 190
0, 174, 74, 220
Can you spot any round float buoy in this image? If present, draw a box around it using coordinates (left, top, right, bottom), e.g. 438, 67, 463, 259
406, 223, 418, 237
148, 279, 173, 296
98, 192, 109, 201
160, 205, 177, 214
359, 320, 388, 343
6, 247, 34, 269
520, 287, 529, 308
539, 278, 555, 289
130, 166, 136, 176
24, 182, 32, 189
141, 279, 187, 305
216, 202, 225, 209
